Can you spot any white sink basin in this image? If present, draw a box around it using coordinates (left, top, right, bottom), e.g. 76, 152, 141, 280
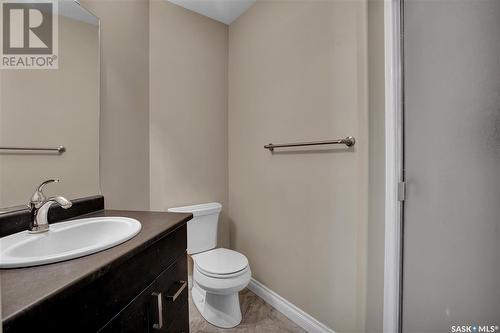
0, 217, 141, 268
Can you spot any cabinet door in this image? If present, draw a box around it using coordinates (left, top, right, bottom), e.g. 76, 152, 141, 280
98, 283, 154, 333
157, 255, 189, 332
166, 304, 189, 333
99, 254, 189, 333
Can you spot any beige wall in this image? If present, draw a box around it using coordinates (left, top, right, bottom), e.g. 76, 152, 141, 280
228, 1, 369, 331
0, 16, 100, 208
365, 0, 386, 332
80, 0, 229, 236
80, 0, 150, 211
1, 1, 383, 329
149, 1, 229, 247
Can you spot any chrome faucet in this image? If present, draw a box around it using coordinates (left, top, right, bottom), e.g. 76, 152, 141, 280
28, 179, 72, 233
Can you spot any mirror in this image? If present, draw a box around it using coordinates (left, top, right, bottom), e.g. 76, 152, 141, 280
0, 0, 100, 210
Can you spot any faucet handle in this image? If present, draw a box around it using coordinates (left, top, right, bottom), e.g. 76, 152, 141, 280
30, 179, 60, 208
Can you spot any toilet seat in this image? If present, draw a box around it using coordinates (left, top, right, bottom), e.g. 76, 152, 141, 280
193, 262, 252, 296
196, 263, 250, 279
192, 248, 251, 297
193, 248, 249, 278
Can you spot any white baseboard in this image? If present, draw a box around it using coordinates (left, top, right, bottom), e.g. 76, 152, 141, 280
247, 278, 336, 333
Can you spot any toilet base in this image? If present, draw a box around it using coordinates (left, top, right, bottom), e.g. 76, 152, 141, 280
191, 282, 242, 328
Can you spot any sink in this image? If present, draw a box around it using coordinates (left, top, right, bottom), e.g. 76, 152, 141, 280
0, 217, 142, 268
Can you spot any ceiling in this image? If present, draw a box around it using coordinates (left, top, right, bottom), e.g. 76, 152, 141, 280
167, 0, 256, 25
61, 1, 99, 25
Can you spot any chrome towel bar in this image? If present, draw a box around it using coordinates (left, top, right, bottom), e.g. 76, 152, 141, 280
0, 146, 66, 153
264, 136, 355, 152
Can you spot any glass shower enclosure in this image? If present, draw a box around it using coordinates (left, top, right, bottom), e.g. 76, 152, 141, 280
402, 0, 500, 332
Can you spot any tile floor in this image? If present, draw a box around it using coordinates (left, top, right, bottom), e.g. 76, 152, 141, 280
189, 288, 306, 333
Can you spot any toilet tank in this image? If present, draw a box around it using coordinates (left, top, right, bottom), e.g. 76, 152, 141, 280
167, 202, 222, 254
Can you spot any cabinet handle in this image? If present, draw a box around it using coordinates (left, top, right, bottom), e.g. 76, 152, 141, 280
166, 280, 187, 302
151, 292, 163, 330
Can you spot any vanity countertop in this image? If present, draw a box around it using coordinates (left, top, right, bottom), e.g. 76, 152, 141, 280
0, 209, 192, 323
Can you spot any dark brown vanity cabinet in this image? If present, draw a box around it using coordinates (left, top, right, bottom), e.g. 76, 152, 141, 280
3, 221, 190, 333
101, 254, 189, 333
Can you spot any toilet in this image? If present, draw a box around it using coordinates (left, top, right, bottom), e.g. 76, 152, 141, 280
168, 202, 251, 328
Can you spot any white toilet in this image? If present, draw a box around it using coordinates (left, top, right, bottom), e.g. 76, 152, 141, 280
168, 202, 251, 329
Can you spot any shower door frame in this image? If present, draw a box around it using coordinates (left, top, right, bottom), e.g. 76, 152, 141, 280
383, 0, 404, 332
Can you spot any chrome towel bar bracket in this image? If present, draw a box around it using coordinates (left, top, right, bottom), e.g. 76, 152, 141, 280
264, 136, 355, 152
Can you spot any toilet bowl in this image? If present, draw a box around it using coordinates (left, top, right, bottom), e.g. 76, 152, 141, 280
192, 248, 251, 328
168, 203, 251, 328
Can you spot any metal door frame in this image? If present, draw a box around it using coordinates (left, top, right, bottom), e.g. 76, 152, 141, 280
383, 0, 404, 332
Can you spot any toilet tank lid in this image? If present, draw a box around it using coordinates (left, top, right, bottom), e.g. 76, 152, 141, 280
167, 202, 222, 217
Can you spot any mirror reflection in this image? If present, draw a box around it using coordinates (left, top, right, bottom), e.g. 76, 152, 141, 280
0, 0, 100, 210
